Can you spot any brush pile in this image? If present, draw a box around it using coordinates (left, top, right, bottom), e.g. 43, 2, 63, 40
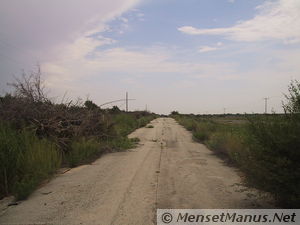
0, 68, 149, 153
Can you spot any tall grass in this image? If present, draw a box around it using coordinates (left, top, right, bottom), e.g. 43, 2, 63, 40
0, 68, 157, 200
65, 112, 155, 167
174, 109, 300, 207
0, 122, 61, 200
113, 114, 138, 136
242, 81, 300, 207
67, 138, 102, 167
174, 115, 246, 161
0, 112, 155, 199
245, 114, 300, 207
112, 113, 156, 136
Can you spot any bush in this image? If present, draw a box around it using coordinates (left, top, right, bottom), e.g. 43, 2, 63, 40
0, 122, 61, 199
138, 117, 152, 127
112, 112, 155, 136
245, 114, 300, 207
175, 115, 218, 142
173, 105, 300, 207
241, 81, 300, 207
67, 138, 102, 167
207, 131, 245, 161
207, 132, 230, 155
0, 68, 157, 200
112, 114, 137, 136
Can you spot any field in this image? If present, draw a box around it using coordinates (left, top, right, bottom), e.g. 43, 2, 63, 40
172, 111, 300, 207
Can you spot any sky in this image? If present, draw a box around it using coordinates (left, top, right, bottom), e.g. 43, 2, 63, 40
0, 0, 300, 114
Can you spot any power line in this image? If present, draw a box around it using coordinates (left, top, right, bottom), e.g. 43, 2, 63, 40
99, 98, 135, 107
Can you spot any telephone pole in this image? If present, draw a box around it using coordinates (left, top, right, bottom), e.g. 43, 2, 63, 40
264, 97, 269, 114
126, 92, 128, 112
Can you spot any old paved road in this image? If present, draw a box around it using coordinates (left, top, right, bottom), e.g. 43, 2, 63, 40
0, 118, 272, 225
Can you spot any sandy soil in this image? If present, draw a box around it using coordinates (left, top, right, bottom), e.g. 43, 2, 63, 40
0, 118, 273, 225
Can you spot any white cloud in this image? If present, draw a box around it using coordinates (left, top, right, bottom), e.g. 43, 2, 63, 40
198, 46, 219, 53
0, 0, 141, 49
2, 0, 299, 114
228, 0, 235, 3
178, 0, 300, 43
198, 42, 223, 53
0, 0, 142, 91
43, 37, 238, 93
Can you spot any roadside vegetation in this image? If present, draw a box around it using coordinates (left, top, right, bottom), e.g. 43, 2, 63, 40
172, 80, 300, 208
0, 68, 156, 200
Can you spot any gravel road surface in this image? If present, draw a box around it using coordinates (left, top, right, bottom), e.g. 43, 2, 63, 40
0, 118, 272, 225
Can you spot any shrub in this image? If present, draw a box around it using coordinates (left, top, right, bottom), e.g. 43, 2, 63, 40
138, 117, 151, 127
207, 131, 245, 162
174, 108, 300, 207
179, 117, 217, 142
67, 138, 102, 167
0, 122, 61, 199
113, 114, 137, 136
242, 81, 300, 207
207, 132, 230, 155
0, 68, 157, 200
109, 137, 136, 151
246, 114, 300, 207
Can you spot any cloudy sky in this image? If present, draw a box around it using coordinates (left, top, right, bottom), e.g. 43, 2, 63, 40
0, 0, 300, 114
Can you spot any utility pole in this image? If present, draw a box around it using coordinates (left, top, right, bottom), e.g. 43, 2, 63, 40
264, 97, 269, 114
223, 108, 226, 115
126, 92, 128, 112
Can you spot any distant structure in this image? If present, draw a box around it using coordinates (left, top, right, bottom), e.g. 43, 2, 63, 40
126, 92, 128, 112
100, 92, 135, 112
263, 97, 269, 114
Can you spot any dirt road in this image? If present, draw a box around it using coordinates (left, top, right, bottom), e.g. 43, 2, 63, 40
0, 118, 272, 225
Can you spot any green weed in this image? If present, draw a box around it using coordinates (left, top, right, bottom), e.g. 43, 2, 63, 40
0, 122, 61, 200
173, 84, 300, 207
67, 138, 102, 167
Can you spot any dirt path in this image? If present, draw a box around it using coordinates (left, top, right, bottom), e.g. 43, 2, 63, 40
0, 118, 272, 225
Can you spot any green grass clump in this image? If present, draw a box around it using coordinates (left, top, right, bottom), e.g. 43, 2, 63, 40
108, 137, 140, 151
174, 115, 217, 142
67, 138, 102, 167
130, 137, 140, 143
175, 115, 245, 159
0, 122, 61, 200
113, 114, 137, 136
112, 113, 156, 136
244, 114, 300, 207
193, 121, 217, 142
138, 117, 153, 127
